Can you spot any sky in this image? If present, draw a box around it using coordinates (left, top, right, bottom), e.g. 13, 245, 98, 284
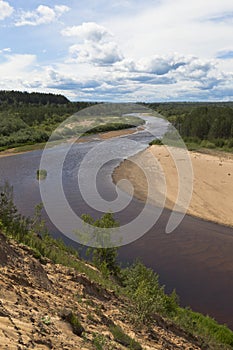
0, 0, 233, 102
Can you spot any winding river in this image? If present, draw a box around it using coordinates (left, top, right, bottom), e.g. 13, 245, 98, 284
0, 115, 233, 329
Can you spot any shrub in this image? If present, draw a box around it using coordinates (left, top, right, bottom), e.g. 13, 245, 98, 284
200, 140, 215, 149
227, 139, 233, 148
121, 261, 178, 324
214, 139, 225, 148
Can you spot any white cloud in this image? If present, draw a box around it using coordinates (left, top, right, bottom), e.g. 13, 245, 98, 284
0, 0, 14, 20
103, 0, 233, 61
0, 54, 37, 77
1, 2, 233, 102
0, 47, 11, 54
62, 22, 110, 42
15, 4, 69, 27
68, 41, 123, 65
62, 22, 123, 66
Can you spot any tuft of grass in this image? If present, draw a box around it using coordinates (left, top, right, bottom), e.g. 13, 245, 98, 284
109, 325, 142, 350
63, 311, 84, 337
92, 333, 107, 350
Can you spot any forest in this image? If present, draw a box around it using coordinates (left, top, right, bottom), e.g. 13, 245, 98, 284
0, 91, 96, 150
146, 102, 233, 150
1, 91, 233, 152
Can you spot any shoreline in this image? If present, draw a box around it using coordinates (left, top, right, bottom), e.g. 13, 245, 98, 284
0, 126, 143, 159
113, 145, 233, 228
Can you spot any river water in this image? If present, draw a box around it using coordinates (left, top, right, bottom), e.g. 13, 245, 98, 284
0, 115, 233, 329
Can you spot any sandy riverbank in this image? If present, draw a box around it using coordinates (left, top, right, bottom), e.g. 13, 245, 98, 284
113, 145, 233, 227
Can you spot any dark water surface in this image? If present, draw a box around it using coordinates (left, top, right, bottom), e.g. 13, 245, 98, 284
0, 116, 233, 329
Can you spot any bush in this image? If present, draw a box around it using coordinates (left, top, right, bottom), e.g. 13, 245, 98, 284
200, 140, 216, 149
214, 139, 225, 148
122, 261, 178, 324
81, 213, 120, 276
227, 139, 233, 148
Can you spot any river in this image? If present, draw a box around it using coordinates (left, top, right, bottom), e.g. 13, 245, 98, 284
0, 115, 233, 329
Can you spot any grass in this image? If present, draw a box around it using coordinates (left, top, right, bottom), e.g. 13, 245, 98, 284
92, 334, 107, 350
173, 307, 233, 348
62, 310, 84, 336
109, 325, 142, 350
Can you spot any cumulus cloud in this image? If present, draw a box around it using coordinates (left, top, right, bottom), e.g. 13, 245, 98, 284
46, 69, 101, 91
68, 41, 123, 66
15, 4, 69, 26
62, 22, 110, 42
62, 22, 123, 66
118, 55, 188, 75
0, 53, 37, 77
0, 0, 14, 20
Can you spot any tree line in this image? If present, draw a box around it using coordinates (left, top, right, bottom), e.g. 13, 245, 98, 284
145, 102, 233, 150
0, 90, 95, 150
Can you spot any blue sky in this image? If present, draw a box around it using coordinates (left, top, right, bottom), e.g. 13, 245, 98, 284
0, 0, 233, 101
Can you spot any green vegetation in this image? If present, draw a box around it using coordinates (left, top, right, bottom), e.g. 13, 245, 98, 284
0, 91, 94, 151
67, 312, 84, 336
61, 309, 84, 336
36, 169, 47, 180
109, 325, 142, 350
92, 334, 107, 350
149, 138, 163, 146
144, 103, 233, 152
0, 182, 233, 349
0, 90, 144, 152
83, 122, 140, 135
82, 213, 120, 277
122, 261, 178, 324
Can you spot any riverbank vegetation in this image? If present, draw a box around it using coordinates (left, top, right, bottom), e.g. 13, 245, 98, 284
0, 91, 94, 151
0, 182, 232, 349
0, 90, 144, 152
145, 102, 233, 152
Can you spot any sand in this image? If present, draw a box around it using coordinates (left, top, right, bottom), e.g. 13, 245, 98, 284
113, 145, 233, 227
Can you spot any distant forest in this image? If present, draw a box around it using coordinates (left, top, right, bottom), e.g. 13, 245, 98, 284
0, 91, 233, 151
145, 102, 233, 150
0, 90, 95, 150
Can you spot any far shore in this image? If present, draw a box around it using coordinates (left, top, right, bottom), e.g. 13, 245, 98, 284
113, 145, 233, 228
0, 126, 142, 159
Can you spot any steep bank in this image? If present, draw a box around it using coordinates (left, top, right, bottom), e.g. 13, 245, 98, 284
113, 145, 233, 227
0, 232, 202, 350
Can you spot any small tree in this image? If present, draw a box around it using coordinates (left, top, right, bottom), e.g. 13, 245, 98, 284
81, 212, 120, 276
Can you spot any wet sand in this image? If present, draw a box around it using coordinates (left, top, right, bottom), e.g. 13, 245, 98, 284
113, 145, 233, 227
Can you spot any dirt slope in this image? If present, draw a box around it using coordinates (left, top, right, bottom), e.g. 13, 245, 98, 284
0, 233, 202, 349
